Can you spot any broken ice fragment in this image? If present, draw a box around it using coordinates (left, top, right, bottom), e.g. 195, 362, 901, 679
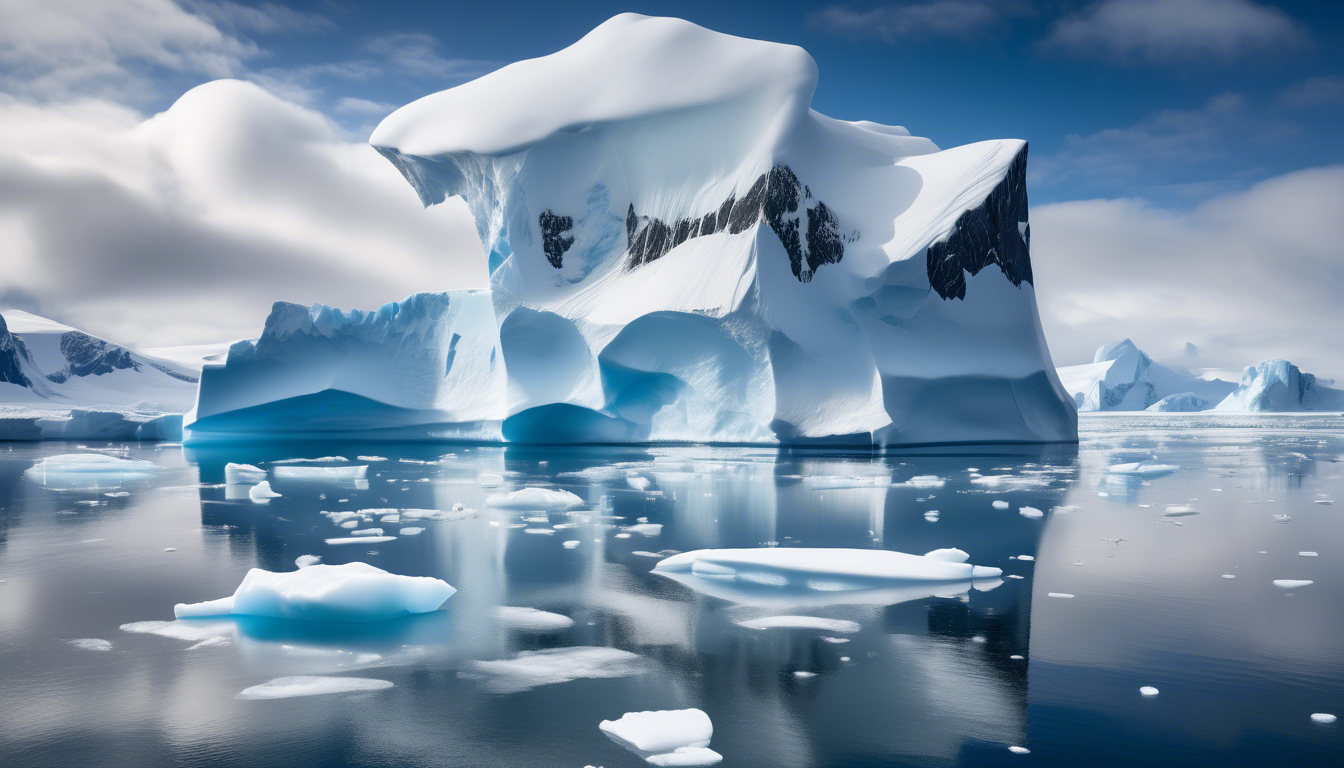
237, 676, 393, 700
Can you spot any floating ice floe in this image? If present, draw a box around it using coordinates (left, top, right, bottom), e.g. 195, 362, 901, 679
25, 453, 158, 488
1107, 462, 1179, 478
465, 646, 645, 693
1140, 686, 1159, 697
67, 638, 112, 651
271, 456, 348, 464
1311, 713, 1337, 724
398, 507, 478, 521
600, 709, 720, 766
810, 476, 890, 490
654, 547, 1002, 607
1164, 506, 1196, 516
897, 475, 945, 488
248, 481, 281, 503
1047, 592, 1075, 598
1019, 506, 1043, 519
992, 500, 1010, 510
1299, 551, 1318, 557
295, 555, 321, 568
272, 465, 368, 481
350, 528, 384, 537
496, 606, 575, 632
625, 523, 663, 537
736, 616, 860, 633
173, 562, 454, 622
627, 476, 652, 491
224, 463, 266, 484
357, 455, 388, 462
563, 540, 581, 549
326, 536, 396, 546
1008, 746, 1030, 754
486, 487, 584, 510
1272, 579, 1313, 589
237, 676, 394, 700
401, 527, 424, 535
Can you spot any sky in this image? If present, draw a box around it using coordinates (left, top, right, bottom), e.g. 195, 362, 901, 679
0, 0, 1341, 377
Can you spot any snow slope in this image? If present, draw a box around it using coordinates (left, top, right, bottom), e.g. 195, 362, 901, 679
192, 13, 1077, 446
1057, 339, 1234, 412
1214, 359, 1344, 412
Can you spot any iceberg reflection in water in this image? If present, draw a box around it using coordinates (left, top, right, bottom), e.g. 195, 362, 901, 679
1, 417, 1342, 766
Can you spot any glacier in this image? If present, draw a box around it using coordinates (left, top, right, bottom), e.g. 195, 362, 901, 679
185, 14, 1077, 447
1214, 359, 1344, 412
1056, 339, 1235, 412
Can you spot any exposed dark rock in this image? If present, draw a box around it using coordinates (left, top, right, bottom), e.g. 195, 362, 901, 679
539, 210, 574, 269
927, 144, 1033, 300
0, 314, 34, 388
147, 361, 198, 384
48, 332, 139, 381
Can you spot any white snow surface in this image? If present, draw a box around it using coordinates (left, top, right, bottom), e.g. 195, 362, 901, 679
173, 562, 455, 622
486, 487, 584, 510
236, 676, 394, 700
599, 708, 713, 755
224, 463, 266, 484
183, 14, 1076, 447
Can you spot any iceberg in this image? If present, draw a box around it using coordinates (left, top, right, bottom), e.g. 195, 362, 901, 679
186, 14, 1077, 447
599, 709, 719, 765
24, 453, 157, 488
1057, 339, 1234, 412
486, 487, 584, 510
248, 481, 281, 502
1214, 359, 1344, 412
173, 562, 455, 622
271, 465, 369, 481
224, 462, 266, 484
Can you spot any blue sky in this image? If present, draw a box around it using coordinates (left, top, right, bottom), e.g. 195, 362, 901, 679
1, 1, 1341, 375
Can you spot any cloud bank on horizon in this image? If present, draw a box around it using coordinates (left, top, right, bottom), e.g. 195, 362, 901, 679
0, 0, 1340, 377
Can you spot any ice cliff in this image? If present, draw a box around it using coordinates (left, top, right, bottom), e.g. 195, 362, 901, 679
1057, 339, 1235, 412
1214, 359, 1344, 412
187, 14, 1077, 446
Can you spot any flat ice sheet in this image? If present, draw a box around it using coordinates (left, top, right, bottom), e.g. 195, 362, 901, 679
236, 676, 394, 700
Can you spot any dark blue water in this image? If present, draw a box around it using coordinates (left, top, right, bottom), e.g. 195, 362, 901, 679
0, 415, 1340, 766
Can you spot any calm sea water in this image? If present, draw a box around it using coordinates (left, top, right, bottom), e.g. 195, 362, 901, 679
0, 414, 1341, 767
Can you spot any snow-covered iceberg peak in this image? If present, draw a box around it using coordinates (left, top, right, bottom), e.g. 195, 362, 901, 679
1057, 339, 1234, 412
368, 14, 1075, 447
1214, 359, 1344, 412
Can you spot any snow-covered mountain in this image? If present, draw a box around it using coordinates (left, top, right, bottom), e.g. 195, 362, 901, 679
187, 14, 1077, 445
1214, 359, 1344, 412
1056, 339, 1235, 412
0, 310, 199, 411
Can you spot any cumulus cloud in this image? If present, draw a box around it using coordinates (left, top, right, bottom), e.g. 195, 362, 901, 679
1279, 75, 1344, 109
811, 1, 1031, 42
0, 81, 486, 348
1031, 166, 1344, 379
1042, 0, 1308, 63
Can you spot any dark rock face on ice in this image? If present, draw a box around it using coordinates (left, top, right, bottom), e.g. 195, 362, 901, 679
0, 315, 34, 388
46, 332, 139, 383
539, 210, 574, 269
927, 145, 1033, 300
612, 164, 849, 282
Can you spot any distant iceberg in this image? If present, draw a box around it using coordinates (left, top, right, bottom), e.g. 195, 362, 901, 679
1214, 359, 1344, 412
1056, 339, 1234, 412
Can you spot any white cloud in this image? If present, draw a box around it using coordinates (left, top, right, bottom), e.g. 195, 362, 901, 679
334, 97, 399, 116
0, 0, 255, 100
1031, 166, 1344, 379
1042, 0, 1308, 63
182, 0, 334, 34
811, 1, 1030, 42
0, 81, 486, 348
1280, 75, 1344, 109
361, 32, 499, 79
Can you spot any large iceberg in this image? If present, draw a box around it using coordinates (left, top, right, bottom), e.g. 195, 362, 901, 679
189, 14, 1076, 447
1214, 359, 1344, 412
1057, 339, 1234, 412
173, 562, 456, 622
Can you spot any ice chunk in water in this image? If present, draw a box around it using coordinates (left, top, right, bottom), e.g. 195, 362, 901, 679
400, 527, 424, 535
1272, 579, 1313, 589
1311, 713, 1337, 724
401, 508, 477, 521
496, 606, 575, 632
224, 463, 266, 484
600, 708, 714, 758
25, 453, 157, 488
67, 638, 112, 651
656, 547, 1001, 582
627, 476, 651, 490
350, 528, 384, 537
295, 555, 321, 568
249, 481, 281, 502
1008, 746, 1031, 754
272, 465, 368, 481
1107, 462, 1178, 478
173, 562, 454, 622
236, 676, 393, 700
924, 548, 969, 563
1019, 506, 1043, 519
1140, 686, 1159, 696
646, 747, 724, 766
466, 646, 644, 693
486, 487, 584, 510
992, 500, 1010, 510
736, 616, 860, 633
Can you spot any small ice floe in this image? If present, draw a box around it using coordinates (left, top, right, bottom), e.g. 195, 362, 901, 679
379, 514, 400, 523
248, 481, 281, 503
486, 487, 584, 510
1009, 654, 1024, 660
478, 472, 504, 488
173, 562, 453, 622
495, 606, 575, 632
625, 523, 663, 537
1140, 686, 1159, 697
1163, 506, 1197, 517
466, 646, 644, 693
923, 511, 940, 522
1016, 555, 1035, 562
736, 616, 861, 633
400, 507, 477, 522
1311, 713, 1337, 724
67, 638, 112, 651
992, 500, 1010, 510
1047, 592, 1075, 599
325, 536, 397, 545
1222, 574, 1236, 579
163, 547, 177, 552
563, 540, 581, 549
25, 453, 158, 488
272, 456, 348, 464
1314, 499, 1333, 505
339, 520, 359, 529
523, 528, 556, 535
356, 456, 388, 462
1008, 746, 1030, 755
599, 708, 719, 766
224, 463, 266, 485
897, 475, 945, 489
350, 528, 384, 537
811, 476, 890, 490
1299, 551, 1319, 557
295, 555, 321, 568
1019, 507, 1043, 519
273, 465, 368, 481
972, 474, 1049, 490
1273, 514, 1291, 523
627, 476, 651, 491
104, 491, 130, 498
1107, 462, 1178, 478
400, 527, 424, 536
236, 676, 393, 700
794, 670, 817, 678
1272, 579, 1313, 589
